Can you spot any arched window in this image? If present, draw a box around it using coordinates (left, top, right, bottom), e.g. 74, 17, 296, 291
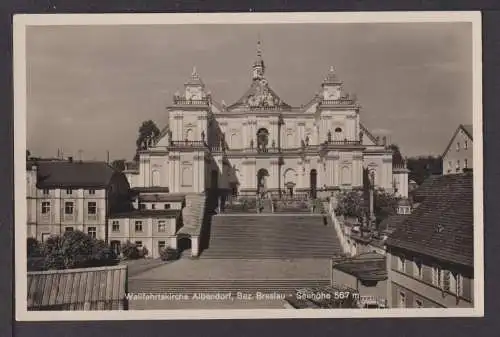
230, 133, 239, 148
341, 166, 351, 185
152, 170, 160, 187
286, 133, 294, 147
181, 166, 193, 187
335, 127, 342, 133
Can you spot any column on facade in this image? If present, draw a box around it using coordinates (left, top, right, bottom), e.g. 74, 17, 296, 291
270, 160, 279, 190
168, 157, 174, 192
242, 121, 248, 149
326, 158, 334, 187
174, 156, 181, 192
271, 121, 279, 148
333, 156, 340, 187
198, 155, 206, 193
315, 157, 322, 188
193, 154, 199, 192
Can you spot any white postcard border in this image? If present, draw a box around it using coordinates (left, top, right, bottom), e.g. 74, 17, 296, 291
14, 11, 484, 321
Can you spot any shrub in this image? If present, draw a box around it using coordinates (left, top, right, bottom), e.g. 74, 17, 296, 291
160, 247, 180, 261
121, 241, 140, 260
27, 237, 43, 257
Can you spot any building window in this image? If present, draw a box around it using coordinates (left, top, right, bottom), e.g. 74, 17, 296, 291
135, 221, 143, 232
111, 220, 120, 232
448, 160, 452, 173
414, 258, 423, 279
87, 227, 97, 239
158, 241, 166, 251
464, 159, 468, 169
64, 202, 74, 215
139, 203, 146, 210
66, 188, 73, 195
442, 270, 451, 292
432, 266, 442, 287
335, 127, 342, 133
158, 221, 166, 232
65, 227, 74, 232
415, 299, 423, 308
399, 291, 406, 308
88, 189, 96, 195
456, 160, 460, 172
41, 201, 51, 214
88, 202, 97, 214
164, 204, 171, 209
42, 189, 49, 195
151, 204, 156, 210
456, 273, 463, 296
135, 241, 143, 248
398, 255, 406, 273
464, 140, 468, 149
456, 142, 460, 151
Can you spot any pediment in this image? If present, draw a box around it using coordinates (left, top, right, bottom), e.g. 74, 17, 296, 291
227, 78, 291, 111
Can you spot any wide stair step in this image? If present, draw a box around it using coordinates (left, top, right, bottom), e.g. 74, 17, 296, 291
201, 214, 341, 259
128, 279, 331, 294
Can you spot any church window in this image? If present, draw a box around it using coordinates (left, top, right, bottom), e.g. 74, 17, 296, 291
335, 127, 342, 133
152, 170, 160, 187
464, 140, 468, 149
456, 160, 460, 172
341, 166, 351, 185
182, 166, 193, 187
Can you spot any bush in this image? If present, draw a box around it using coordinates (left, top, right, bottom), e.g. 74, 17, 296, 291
27, 237, 43, 257
42, 231, 118, 270
121, 241, 140, 260
160, 247, 180, 261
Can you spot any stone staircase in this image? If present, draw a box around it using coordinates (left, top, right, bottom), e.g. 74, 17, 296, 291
201, 214, 341, 259
128, 278, 331, 295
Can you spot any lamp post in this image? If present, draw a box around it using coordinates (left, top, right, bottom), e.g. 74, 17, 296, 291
369, 171, 376, 228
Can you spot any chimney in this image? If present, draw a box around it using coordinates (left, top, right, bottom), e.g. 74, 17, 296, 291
68, 156, 73, 163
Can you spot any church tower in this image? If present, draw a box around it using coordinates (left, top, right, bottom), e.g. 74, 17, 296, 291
185, 66, 206, 101
321, 66, 343, 101
252, 39, 265, 80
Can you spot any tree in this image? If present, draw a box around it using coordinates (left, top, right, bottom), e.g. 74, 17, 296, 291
111, 159, 126, 172
136, 120, 160, 151
374, 190, 401, 225
388, 144, 404, 165
27, 237, 42, 257
407, 156, 442, 185
335, 190, 365, 220
42, 231, 118, 270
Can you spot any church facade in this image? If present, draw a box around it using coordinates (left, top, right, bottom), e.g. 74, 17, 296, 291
125, 44, 409, 200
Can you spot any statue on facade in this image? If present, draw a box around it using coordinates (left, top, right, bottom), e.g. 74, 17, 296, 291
272, 139, 276, 149
359, 131, 363, 142
301, 139, 306, 149
305, 136, 309, 146
201, 130, 205, 142
250, 138, 254, 149
382, 136, 387, 146
375, 136, 380, 145
327, 131, 332, 143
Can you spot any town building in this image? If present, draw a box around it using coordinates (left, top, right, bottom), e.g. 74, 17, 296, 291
442, 124, 473, 175
124, 42, 408, 200
385, 173, 474, 308
26, 159, 131, 242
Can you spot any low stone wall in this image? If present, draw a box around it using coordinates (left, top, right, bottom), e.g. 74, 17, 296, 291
327, 199, 352, 256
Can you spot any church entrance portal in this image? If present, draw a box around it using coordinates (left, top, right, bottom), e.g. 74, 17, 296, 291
310, 169, 318, 199
285, 182, 295, 197
257, 168, 269, 195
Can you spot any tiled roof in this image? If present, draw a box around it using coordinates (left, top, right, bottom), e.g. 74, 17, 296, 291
32, 160, 117, 189
138, 194, 185, 202
386, 173, 473, 267
110, 209, 182, 219
333, 253, 387, 281
378, 214, 409, 232
27, 265, 127, 310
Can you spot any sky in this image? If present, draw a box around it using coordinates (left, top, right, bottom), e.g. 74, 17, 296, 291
26, 22, 473, 161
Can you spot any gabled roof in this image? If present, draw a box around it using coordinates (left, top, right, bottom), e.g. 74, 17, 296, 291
386, 173, 473, 267
442, 124, 473, 157
227, 78, 291, 111
33, 160, 118, 189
